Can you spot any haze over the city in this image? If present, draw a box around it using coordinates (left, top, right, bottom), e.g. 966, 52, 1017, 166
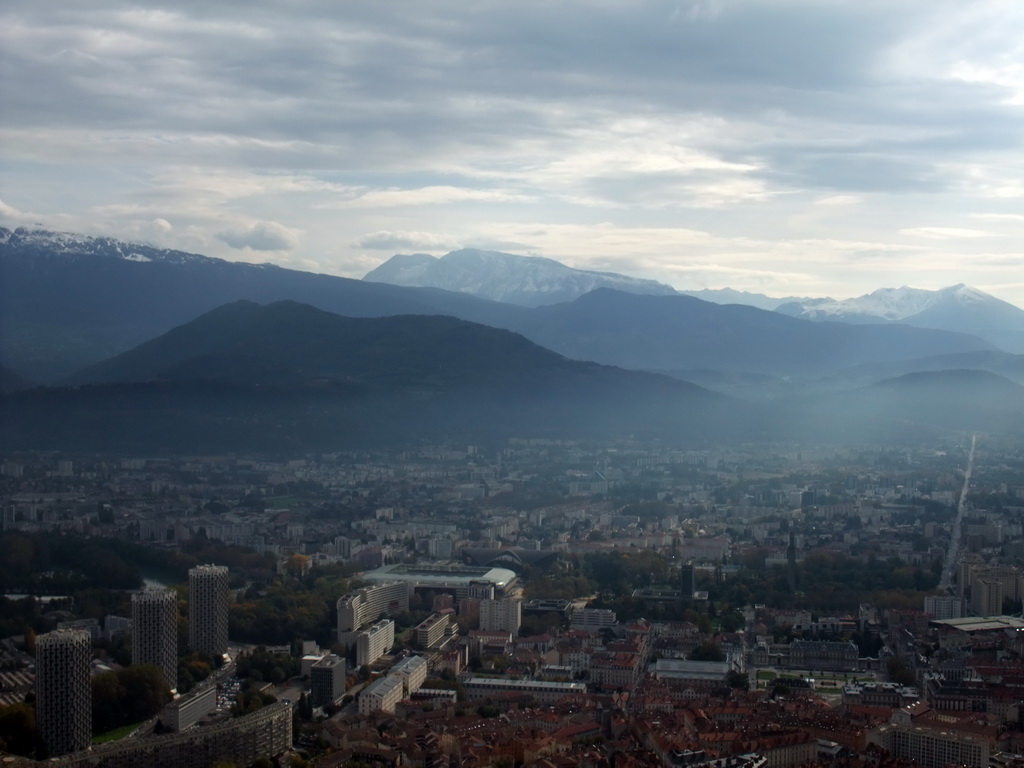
2, 1, 1024, 307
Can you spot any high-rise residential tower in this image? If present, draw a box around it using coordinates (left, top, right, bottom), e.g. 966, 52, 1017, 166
36, 628, 92, 756
189, 564, 229, 658
479, 597, 522, 635
310, 654, 347, 708
132, 587, 178, 690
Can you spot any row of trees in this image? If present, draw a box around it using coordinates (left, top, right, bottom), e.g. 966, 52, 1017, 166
229, 564, 358, 646
235, 646, 301, 685
93, 664, 172, 734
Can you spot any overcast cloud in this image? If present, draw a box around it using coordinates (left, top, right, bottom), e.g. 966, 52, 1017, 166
2, 0, 1023, 305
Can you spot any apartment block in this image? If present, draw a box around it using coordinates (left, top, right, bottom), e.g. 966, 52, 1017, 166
132, 588, 178, 690
479, 597, 522, 635
311, 654, 347, 708
337, 581, 409, 638
36, 629, 92, 757
189, 564, 229, 658
356, 619, 395, 667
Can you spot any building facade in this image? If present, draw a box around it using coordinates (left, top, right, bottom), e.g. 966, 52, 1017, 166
336, 581, 410, 637
36, 628, 92, 757
479, 597, 522, 636
356, 619, 395, 667
161, 685, 217, 732
414, 612, 452, 649
311, 654, 347, 708
359, 675, 404, 715
43, 701, 292, 768
874, 723, 989, 768
189, 564, 229, 658
132, 588, 178, 690
570, 608, 617, 631
462, 677, 586, 705
787, 640, 859, 672
923, 595, 965, 620
389, 655, 428, 696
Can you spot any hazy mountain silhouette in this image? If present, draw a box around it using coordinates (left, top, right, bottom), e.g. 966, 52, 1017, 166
0, 363, 33, 393
0, 228, 999, 391
68, 300, 610, 391
827, 350, 1024, 389
4, 301, 741, 453
511, 289, 993, 377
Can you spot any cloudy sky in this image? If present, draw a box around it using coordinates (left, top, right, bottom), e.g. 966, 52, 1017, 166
2, 1, 1023, 306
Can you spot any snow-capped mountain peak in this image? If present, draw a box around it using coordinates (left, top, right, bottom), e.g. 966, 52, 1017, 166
774, 283, 1024, 352
0, 226, 222, 266
776, 284, 999, 322
363, 247, 677, 306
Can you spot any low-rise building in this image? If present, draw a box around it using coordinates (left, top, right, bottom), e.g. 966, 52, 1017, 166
462, 677, 586, 705
787, 640, 859, 672
161, 685, 217, 732
389, 655, 428, 696
359, 675, 404, 715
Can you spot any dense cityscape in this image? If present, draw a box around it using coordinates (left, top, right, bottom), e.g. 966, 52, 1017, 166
1, 434, 1023, 767
5, 1, 1024, 767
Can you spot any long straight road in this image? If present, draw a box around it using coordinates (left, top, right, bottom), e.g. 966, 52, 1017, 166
938, 433, 976, 592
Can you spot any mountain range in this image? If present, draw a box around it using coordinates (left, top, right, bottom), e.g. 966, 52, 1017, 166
3, 298, 1021, 452
0, 227, 1010, 386
774, 285, 1024, 354
364, 248, 1024, 354
3, 301, 739, 452
363, 249, 677, 306
0, 227, 522, 382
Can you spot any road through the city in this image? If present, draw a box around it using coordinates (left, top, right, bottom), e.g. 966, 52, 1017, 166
938, 433, 976, 592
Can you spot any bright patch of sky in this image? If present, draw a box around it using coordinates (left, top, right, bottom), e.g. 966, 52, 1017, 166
1, 0, 1023, 305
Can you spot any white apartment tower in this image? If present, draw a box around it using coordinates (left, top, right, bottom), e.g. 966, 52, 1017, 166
479, 597, 522, 636
189, 564, 229, 658
132, 588, 178, 690
36, 628, 92, 756
923, 595, 965, 621
356, 619, 395, 667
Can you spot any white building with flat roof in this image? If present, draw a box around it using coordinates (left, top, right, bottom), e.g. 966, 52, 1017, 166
356, 619, 395, 667
389, 655, 428, 696
162, 685, 217, 732
570, 607, 617, 631
480, 597, 522, 635
923, 595, 965, 621
359, 675, 404, 715
872, 723, 989, 768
